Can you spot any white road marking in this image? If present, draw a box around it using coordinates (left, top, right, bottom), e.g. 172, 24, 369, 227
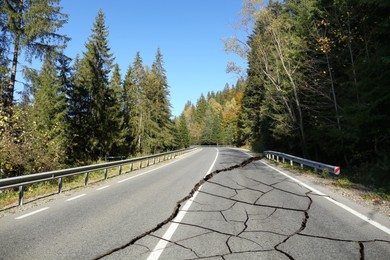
96, 185, 110, 191
260, 160, 390, 235
147, 148, 219, 260
204, 148, 219, 178
117, 149, 202, 184
238, 148, 390, 235
11, 149, 199, 221
15, 207, 49, 220
66, 194, 86, 202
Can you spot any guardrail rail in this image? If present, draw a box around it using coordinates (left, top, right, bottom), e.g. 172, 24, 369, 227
0, 147, 197, 206
264, 150, 340, 176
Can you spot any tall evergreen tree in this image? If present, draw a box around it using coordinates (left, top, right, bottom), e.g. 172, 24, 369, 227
109, 63, 125, 155
151, 48, 174, 150
176, 113, 190, 148
123, 52, 145, 155
194, 94, 207, 123
67, 9, 114, 161
29, 52, 67, 169
1, 0, 69, 108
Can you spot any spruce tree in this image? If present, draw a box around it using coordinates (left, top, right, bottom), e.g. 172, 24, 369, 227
151, 48, 174, 150
195, 94, 207, 123
1, 0, 69, 108
109, 63, 125, 155
176, 113, 190, 148
68, 9, 114, 161
30, 52, 67, 169
123, 52, 145, 155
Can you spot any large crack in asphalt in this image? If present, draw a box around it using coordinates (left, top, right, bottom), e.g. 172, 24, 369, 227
94, 156, 262, 259
95, 155, 390, 259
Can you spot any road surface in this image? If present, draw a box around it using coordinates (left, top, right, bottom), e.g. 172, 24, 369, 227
0, 148, 389, 259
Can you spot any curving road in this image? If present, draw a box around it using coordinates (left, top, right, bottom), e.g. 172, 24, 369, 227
0, 148, 389, 259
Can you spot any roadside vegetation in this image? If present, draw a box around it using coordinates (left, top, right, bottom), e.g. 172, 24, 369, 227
1, 3, 190, 182
181, 0, 390, 193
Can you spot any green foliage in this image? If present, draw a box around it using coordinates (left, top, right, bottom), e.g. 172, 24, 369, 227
334, 178, 353, 189
1, 0, 69, 108
176, 113, 190, 148
182, 80, 245, 147
0, 6, 178, 180
234, 0, 390, 191
67, 9, 115, 161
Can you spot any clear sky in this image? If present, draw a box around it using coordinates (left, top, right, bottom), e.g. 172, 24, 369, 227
56, 0, 247, 117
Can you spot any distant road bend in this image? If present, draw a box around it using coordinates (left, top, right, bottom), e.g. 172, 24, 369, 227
0, 148, 389, 259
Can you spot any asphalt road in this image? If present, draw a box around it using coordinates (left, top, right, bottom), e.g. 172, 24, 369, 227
1, 148, 389, 260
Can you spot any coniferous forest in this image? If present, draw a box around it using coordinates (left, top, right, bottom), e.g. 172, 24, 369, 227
0, 3, 177, 178
1, 0, 389, 192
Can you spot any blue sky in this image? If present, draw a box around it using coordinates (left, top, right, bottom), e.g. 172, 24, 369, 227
55, 0, 247, 116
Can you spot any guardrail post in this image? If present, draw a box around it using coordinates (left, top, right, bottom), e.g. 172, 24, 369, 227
139, 161, 142, 169
119, 165, 122, 175
104, 168, 108, 180
282, 157, 285, 163
19, 185, 24, 206
277, 156, 279, 162
158, 156, 161, 163
300, 164, 303, 169
85, 172, 89, 186
58, 178, 63, 193
290, 160, 293, 166
153, 157, 156, 164
147, 159, 150, 167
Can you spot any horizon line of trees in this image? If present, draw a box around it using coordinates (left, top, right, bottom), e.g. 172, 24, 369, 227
0, 3, 187, 179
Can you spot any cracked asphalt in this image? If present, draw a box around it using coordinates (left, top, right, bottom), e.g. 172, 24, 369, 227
102, 149, 390, 260
1, 148, 389, 260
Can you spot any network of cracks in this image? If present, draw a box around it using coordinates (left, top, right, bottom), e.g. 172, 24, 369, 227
96, 154, 390, 260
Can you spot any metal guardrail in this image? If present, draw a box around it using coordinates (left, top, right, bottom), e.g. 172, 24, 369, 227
0, 147, 197, 206
264, 150, 340, 175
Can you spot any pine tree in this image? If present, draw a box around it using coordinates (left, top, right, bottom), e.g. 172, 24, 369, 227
194, 94, 207, 124
123, 52, 145, 155
176, 113, 190, 148
109, 63, 125, 155
122, 65, 135, 155
0, 4, 9, 106
67, 55, 90, 162
1, 0, 69, 108
29, 52, 67, 170
142, 66, 160, 154
67, 9, 114, 161
151, 48, 174, 151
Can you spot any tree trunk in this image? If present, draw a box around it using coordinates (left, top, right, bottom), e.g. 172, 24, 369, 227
345, 2, 359, 104
326, 52, 341, 131
138, 113, 142, 154
271, 29, 307, 156
6, 33, 20, 108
